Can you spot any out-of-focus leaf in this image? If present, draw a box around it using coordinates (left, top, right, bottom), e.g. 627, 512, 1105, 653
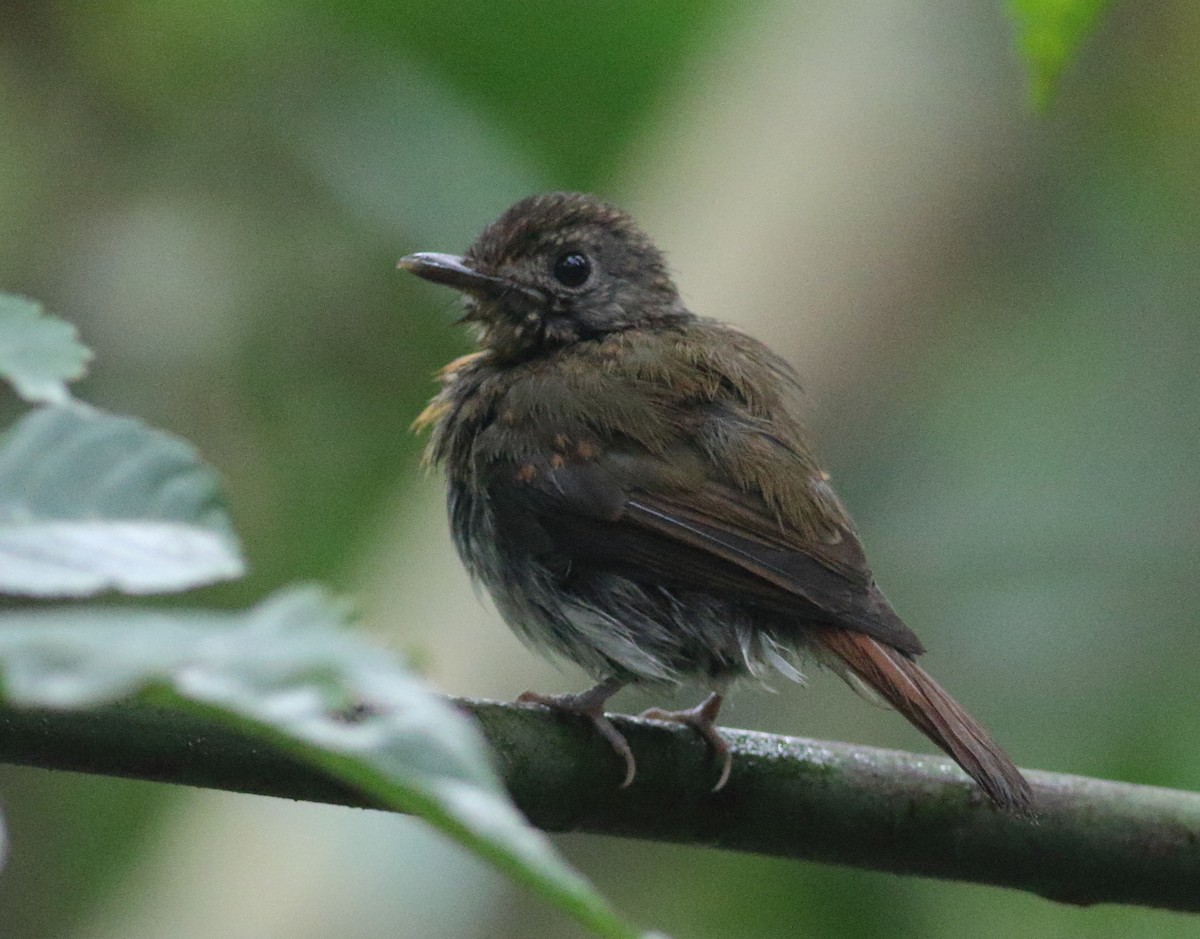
0, 405, 244, 597
0, 293, 91, 405
1009, 0, 1112, 107
0, 587, 650, 939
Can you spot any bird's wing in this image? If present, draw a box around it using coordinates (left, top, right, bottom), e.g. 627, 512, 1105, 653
486, 446, 924, 655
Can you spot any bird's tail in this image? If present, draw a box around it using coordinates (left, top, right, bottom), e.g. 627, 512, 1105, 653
816, 628, 1033, 812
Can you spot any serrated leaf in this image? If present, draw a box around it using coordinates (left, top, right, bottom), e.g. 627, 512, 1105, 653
1009, 0, 1112, 108
0, 404, 244, 597
0, 293, 92, 405
0, 587, 648, 939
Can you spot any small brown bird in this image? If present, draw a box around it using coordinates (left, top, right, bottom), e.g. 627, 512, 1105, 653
401, 192, 1032, 810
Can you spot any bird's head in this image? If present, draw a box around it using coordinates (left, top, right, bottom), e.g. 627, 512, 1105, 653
399, 192, 688, 360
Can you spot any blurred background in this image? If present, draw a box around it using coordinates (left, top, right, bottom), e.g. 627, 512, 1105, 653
2, 1, 1199, 936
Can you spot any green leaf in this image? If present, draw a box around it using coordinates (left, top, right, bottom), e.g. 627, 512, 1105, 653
0, 587, 649, 939
0, 293, 92, 405
0, 404, 244, 597
1009, 0, 1112, 108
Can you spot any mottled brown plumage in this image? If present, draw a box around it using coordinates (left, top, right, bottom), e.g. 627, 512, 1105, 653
402, 191, 1032, 810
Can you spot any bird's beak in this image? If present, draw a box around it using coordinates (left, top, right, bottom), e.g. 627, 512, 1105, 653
397, 252, 507, 296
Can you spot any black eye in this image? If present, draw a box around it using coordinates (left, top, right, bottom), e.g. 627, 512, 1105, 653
552, 251, 592, 288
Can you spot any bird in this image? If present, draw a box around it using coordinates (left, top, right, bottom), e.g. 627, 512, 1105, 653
399, 191, 1033, 810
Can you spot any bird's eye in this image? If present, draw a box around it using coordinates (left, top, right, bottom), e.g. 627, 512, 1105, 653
551, 251, 592, 288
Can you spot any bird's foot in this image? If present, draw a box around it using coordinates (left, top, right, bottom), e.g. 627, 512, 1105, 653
517, 678, 635, 788
640, 692, 731, 791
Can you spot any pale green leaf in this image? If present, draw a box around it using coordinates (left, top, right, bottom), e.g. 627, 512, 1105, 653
0, 293, 92, 405
0, 404, 244, 597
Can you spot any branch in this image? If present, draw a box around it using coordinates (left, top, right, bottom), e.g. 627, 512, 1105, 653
0, 697, 1196, 912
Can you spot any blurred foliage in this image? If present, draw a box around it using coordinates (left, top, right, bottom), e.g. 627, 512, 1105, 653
0, 403, 244, 596
0, 587, 644, 939
0, 294, 90, 405
1009, 0, 1114, 107
2, 0, 1199, 937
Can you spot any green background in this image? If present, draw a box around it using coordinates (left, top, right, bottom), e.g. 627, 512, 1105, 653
2, 1, 1198, 936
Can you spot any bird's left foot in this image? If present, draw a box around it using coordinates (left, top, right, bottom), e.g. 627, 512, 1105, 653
640, 692, 731, 791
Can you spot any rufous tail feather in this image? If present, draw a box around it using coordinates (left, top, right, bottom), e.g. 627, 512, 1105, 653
817, 628, 1034, 812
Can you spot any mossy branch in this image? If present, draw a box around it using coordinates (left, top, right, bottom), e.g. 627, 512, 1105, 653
1, 696, 1196, 912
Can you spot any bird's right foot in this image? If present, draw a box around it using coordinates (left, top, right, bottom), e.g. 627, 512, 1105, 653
517, 678, 635, 787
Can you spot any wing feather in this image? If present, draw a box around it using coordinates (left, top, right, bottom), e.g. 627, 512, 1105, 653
488, 453, 924, 655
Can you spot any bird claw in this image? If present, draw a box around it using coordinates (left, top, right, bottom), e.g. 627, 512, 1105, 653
517, 685, 637, 788
640, 692, 731, 791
